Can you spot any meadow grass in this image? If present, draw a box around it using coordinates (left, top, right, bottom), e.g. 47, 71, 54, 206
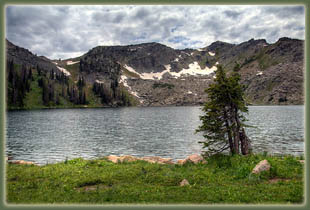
6, 154, 304, 205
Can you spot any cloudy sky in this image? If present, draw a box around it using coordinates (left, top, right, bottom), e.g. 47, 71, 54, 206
6, 5, 305, 60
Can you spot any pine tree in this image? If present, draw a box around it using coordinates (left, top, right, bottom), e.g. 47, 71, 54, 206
196, 64, 251, 156
42, 78, 49, 105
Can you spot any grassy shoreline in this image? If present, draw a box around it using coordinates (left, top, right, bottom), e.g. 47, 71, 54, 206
6, 154, 304, 205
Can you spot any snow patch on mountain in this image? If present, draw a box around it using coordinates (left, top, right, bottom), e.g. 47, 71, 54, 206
208, 51, 215, 56
95, 80, 104, 84
66, 60, 80, 65
57, 66, 71, 76
170, 62, 217, 77
119, 75, 142, 102
123, 62, 217, 80
123, 64, 170, 80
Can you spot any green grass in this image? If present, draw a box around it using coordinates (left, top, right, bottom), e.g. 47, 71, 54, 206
6, 154, 304, 205
122, 67, 140, 78
64, 63, 80, 82
22, 71, 44, 109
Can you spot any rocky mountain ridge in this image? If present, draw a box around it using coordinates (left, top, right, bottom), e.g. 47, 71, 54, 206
6, 40, 60, 74
6, 37, 304, 109
76, 37, 303, 106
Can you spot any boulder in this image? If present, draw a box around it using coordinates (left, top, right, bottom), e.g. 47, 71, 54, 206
119, 155, 140, 162
180, 179, 190, 186
177, 159, 187, 165
10, 160, 36, 165
186, 154, 206, 164
107, 155, 120, 163
177, 154, 207, 165
141, 156, 173, 164
252, 159, 271, 174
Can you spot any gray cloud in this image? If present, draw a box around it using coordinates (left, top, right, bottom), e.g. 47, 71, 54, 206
224, 10, 242, 19
5, 5, 305, 59
262, 6, 304, 19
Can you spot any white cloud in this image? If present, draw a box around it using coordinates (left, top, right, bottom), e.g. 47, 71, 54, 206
6, 5, 305, 59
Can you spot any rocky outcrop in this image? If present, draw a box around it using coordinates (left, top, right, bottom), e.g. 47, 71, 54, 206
140, 156, 174, 164
106, 155, 173, 164
177, 154, 206, 165
180, 179, 190, 186
252, 159, 271, 174
9, 160, 37, 165
107, 155, 140, 163
6, 37, 304, 107
6, 39, 59, 73
106, 154, 205, 165
78, 37, 303, 106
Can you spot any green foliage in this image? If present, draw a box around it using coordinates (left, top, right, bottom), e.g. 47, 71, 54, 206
6, 61, 33, 108
6, 154, 304, 204
152, 82, 175, 89
122, 67, 140, 78
197, 64, 250, 156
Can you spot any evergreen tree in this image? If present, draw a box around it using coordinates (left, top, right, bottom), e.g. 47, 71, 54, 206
196, 64, 251, 156
36, 65, 41, 76
42, 78, 49, 105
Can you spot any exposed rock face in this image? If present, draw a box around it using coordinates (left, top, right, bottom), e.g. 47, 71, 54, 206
119, 155, 140, 163
6, 37, 304, 107
140, 156, 174, 164
177, 154, 206, 165
78, 37, 304, 106
106, 155, 173, 164
107, 155, 120, 163
9, 160, 37, 165
252, 159, 271, 174
239, 38, 304, 105
180, 179, 190, 186
186, 154, 206, 164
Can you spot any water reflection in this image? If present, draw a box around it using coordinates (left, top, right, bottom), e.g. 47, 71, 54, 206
6, 106, 304, 165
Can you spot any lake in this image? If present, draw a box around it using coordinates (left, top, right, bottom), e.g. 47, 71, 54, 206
6, 106, 304, 165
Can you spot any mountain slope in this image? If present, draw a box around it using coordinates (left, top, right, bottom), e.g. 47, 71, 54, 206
5, 40, 136, 110
75, 37, 303, 106
5, 37, 304, 109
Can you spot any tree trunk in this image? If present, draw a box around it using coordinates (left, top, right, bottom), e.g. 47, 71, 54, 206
232, 126, 240, 154
240, 128, 250, 155
224, 109, 234, 154
233, 107, 251, 155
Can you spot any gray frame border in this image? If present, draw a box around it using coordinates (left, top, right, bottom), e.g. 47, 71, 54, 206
0, 1, 308, 210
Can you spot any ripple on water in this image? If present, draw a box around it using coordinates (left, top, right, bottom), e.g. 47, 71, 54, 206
6, 106, 304, 165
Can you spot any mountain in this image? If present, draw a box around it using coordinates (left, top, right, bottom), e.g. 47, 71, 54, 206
6, 40, 59, 73
6, 39, 135, 109
77, 37, 303, 106
5, 37, 304, 109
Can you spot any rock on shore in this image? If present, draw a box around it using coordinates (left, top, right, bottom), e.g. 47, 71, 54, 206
252, 159, 271, 174
106, 154, 206, 165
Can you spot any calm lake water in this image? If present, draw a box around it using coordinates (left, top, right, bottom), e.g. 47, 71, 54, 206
6, 106, 304, 165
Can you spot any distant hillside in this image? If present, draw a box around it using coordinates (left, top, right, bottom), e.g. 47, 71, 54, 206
5, 37, 304, 109
5, 40, 135, 110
